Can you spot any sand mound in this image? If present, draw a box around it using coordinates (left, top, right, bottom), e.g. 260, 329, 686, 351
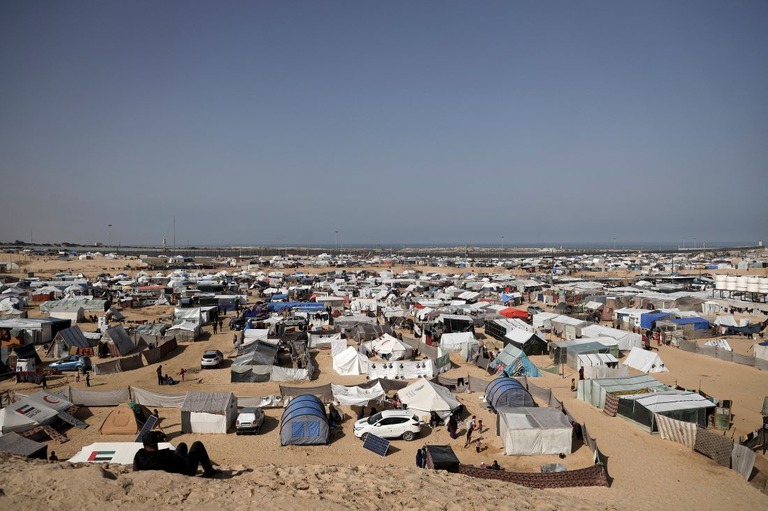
0, 454, 617, 511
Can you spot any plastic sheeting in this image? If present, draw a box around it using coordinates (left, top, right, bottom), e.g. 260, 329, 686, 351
307, 332, 341, 349
70, 387, 131, 406
331, 382, 385, 406
130, 387, 187, 408
497, 407, 573, 456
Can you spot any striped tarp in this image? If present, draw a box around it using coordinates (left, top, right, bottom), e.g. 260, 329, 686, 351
603, 394, 619, 416
730, 442, 756, 480
654, 413, 697, 449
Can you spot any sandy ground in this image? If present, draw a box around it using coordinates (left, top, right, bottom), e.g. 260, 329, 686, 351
2, 255, 768, 510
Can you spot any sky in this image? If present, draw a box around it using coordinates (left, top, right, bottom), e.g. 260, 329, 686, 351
1, 1, 766, 248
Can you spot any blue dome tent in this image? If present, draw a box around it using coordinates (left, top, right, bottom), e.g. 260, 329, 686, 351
280, 394, 330, 446
484, 377, 534, 411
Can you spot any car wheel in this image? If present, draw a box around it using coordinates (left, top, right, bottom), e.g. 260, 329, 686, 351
236, 431, 241, 436
360, 432, 369, 442
402, 431, 415, 441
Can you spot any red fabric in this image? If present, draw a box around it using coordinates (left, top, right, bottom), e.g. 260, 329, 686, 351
498, 308, 528, 319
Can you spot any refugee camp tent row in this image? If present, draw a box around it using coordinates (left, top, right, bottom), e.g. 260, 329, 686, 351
580, 324, 642, 352
617, 391, 716, 432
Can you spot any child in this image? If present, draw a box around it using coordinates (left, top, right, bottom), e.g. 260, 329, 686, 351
475, 438, 482, 454
476, 419, 483, 433
178, 368, 186, 382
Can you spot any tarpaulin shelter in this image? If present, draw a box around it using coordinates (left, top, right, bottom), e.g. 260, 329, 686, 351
578, 374, 670, 409
102, 326, 134, 357
617, 391, 715, 431
581, 324, 642, 352
497, 407, 573, 456
623, 347, 668, 373
0, 432, 48, 459
47, 325, 91, 358
503, 329, 548, 356
484, 377, 534, 411
489, 345, 541, 377
280, 394, 329, 446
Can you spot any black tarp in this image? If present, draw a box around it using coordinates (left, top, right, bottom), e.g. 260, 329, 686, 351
0, 432, 48, 459
425, 445, 460, 473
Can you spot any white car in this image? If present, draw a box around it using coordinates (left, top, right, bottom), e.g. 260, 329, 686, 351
235, 407, 265, 435
200, 350, 224, 368
353, 410, 422, 441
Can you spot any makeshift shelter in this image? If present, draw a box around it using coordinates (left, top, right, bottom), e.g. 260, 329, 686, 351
181, 392, 237, 434
617, 391, 716, 431
280, 394, 330, 446
102, 326, 134, 357
399, 380, 461, 421
503, 328, 548, 356
489, 344, 541, 377
0, 406, 39, 434
532, 312, 559, 331
48, 305, 84, 323
581, 324, 642, 352
424, 444, 460, 473
47, 325, 91, 358
755, 341, 768, 361
332, 346, 369, 376
498, 307, 528, 319
438, 332, 479, 359
331, 382, 386, 406
484, 377, 534, 411
575, 353, 624, 379
25, 391, 73, 412
623, 347, 668, 373
578, 374, 671, 409
550, 315, 587, 340
0, 432, 48, 459
497, 407, 573, 456
363, 334, 412, 361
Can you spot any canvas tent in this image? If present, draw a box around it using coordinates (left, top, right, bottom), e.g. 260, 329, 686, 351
484, 377, 534, 411
181, 392, 237, 434
617, 391, 716, 431
0, 406, 39, 434
99, 404, 141, 435
497, 407, 573, 456
489, 344, 542, 377
502, 328, 548, 356
47, 325, 90, 358
399, 380, 461, 421
0, 432, 47, 459
280, 394, 330, 446
623, 347, 668, 373
103, 325, 134, 357
581, 324, 642, 352
332, 346, 369, 376
331, 382, 386, 406
439, 332, 479, 359
363, 334, 412, 361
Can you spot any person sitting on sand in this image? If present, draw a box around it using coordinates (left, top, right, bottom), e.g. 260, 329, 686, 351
133, 431, 219, 478
490, 460, 501, 470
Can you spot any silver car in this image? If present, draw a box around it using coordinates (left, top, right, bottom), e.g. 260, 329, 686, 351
200, 350, 224, 368
235, 407, 265, 435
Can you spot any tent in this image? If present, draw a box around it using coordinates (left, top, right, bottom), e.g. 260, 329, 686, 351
364, 334, 412, 361
399, 380, 461, 421
484, 377, 534, 411
331, 382, 385, 406
498, 307, 528, 319
617, 391, 716, 431
550, 315, 587, 340
576, 353, 624, 379
25, 391, 73, 412
46, 325, 91, 358
280, 394, 330, 446
68, 442, 175, 464
497, 407, 573, 456
332, 346, 369, 376
0, 407, 39, 434
578, 374, 670, 409
581, 324, 642, 352
424, 445, 460, 473
438, 332, 479, 359
99, 404, 140, 435
489, 344, 541, 377
623, 347, 668, 373
102, 325, 134, 356
181, 392, 237, 434
502, 328, 548, 356
532, 312, 559, 331
0, 431, 48, 459
755, 342, 768, 361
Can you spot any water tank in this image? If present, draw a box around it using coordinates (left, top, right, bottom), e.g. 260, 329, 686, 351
736, 276, 748, 292
725, 275, 737, 291
759, 278, 768, 294
714, 274, 727, 290
747, 276, 760, 293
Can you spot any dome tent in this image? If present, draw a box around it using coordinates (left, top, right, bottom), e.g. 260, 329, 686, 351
484, 377, 534, 411
280, 394, 329, 446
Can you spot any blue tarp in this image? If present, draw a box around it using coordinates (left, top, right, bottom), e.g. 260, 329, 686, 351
267, 302, 325, 312
640, 312, 671, 329
670, 317, 710, 330
270, 294, 289, 302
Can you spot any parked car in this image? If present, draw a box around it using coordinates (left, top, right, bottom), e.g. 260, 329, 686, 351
527, 305, 544, 316
353, 410, 422, 441
49, 355, 90, 372
235, 407, 265, 435
200, 350, 224, 368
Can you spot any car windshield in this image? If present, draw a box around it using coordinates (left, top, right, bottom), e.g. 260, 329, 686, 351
203, 353, 217, 358
367, 412, 383, 425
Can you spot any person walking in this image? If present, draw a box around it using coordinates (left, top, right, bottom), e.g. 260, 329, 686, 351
416, 448, 424, 468
41, 374, 48, 390
85, 373, 91, 387
178, 368, 186, 382
447, 415, 458, 439
213, 320, 218, 334
464, 423, 473, 448
157, 365, 163, 385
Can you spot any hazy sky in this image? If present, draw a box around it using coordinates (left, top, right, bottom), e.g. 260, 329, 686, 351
1, 1, 766, 247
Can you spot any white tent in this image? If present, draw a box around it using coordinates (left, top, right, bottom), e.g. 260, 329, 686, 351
364, 334, 412, 361
497, 407, 573, 456
439, 332, 479, 359
623, 347, 669, 373
308, 331, 342, 349
331, 382, 385, 406
581, 324, 642, 352
332, 346, 369, 376
69, 442, 175, 464
25, 391, 73, 412
181, 392, 237, 434
0, 407, 39, 434
399, 380, 461, 421
532, 312, 559, 331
